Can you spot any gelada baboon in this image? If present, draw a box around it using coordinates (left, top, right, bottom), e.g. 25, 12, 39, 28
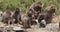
2, 10, 12, 24
12, 7, 21, 24
38, 5, 56, 24
21, 14, 31, 29
25, 2, 44, 25
26, 9, 37, 25
29, 2, 44, 19
44, 5, 56, 24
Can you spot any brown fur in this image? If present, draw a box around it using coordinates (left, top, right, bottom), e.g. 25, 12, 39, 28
12, 7, 21, 24
38, 5, 56, 24
28, 2, 44, 19
2, 10, 12, 24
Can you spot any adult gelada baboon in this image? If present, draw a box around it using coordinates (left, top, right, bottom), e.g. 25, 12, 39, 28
29, 2, 44, 19
2, 10, 12, 24
44, 5, 56, 24
25, 2, 44, 25
38, 5, 56, 24
12, 7, 21, 24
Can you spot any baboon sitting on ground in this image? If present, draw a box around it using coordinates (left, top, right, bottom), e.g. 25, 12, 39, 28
26, 9, 37, 25
12, 7, 21, 24
38, 5, 56, 27
21, 14, 31, 29
44, 5, 56, 24
2, 10, 12, 24
25, 2, 44, 25
29, 2, 44, 19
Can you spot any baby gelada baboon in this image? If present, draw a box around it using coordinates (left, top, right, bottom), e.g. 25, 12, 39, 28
12, 7, 21, 24
2, 10, 11, 24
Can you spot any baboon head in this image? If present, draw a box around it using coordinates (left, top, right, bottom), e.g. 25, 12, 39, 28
27, 9, 33, 17
49, 5, 56, 13
14, 7, 20, 15
33, 2, 43, 13
3, 10, 11, 18
2, 10, 11, 24
45, 5, 56, 14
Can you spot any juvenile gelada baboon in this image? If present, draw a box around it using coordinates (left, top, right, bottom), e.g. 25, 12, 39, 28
12, 7, 21, 24
2, 10, 12, 24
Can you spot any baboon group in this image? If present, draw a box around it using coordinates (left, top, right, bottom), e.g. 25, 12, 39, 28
0, 2, 56, 29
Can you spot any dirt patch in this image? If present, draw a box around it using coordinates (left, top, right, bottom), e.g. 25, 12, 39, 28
52, 15, 60, 23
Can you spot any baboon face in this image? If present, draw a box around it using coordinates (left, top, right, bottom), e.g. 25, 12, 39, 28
34, 6, 42, 13
34, 12, 39, 19
3, 11, 11, 18
33, 2, 43, 13
49, 6, 55, 13
45, 5, 56, 14
27, 9, 33, 17
14, 7, 20, 15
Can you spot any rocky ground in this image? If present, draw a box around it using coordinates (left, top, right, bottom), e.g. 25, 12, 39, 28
26, 15, 60, 32
26, 23, 60, 32
0, 15, 60, 32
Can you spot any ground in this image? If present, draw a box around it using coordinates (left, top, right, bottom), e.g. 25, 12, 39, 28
0, 15, 60, 32
26, 23, 60, 32
26, 15, 60, 32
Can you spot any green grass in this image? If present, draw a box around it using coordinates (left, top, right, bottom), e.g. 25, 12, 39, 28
0, 0, 60, 15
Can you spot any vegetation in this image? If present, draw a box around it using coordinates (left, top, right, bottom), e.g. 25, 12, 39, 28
0, 0, 60, 15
